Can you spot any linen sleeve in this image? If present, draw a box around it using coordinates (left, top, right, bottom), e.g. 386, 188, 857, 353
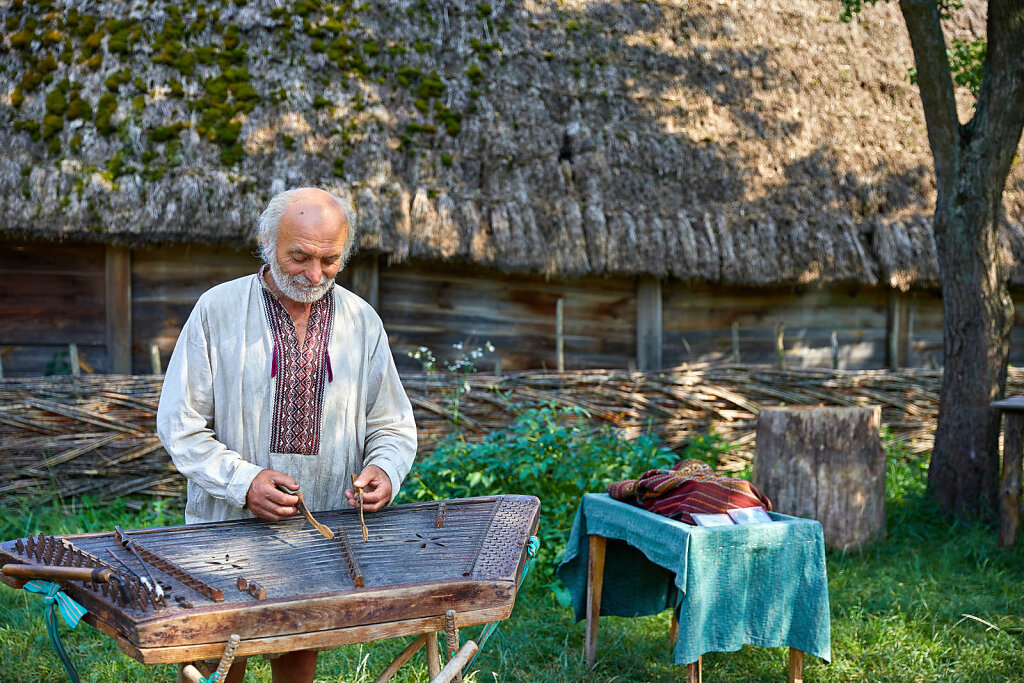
156, 301, 263, 509
362, 325, 418, 503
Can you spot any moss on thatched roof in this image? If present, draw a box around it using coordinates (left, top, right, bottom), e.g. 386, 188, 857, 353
1, 0, 1021, 287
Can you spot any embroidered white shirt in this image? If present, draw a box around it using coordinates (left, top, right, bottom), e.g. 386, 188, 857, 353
157, 272, 417, 524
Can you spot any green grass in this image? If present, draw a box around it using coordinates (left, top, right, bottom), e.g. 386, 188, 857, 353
2, 451, 1024, 682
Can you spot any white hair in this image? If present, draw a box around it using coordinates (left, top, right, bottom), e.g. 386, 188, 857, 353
257, 188, 357, 266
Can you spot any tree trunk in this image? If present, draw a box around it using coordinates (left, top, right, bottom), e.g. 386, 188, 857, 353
753, 406, 886, 552
897, 0, 1024, 521
926, 147, 1013, 520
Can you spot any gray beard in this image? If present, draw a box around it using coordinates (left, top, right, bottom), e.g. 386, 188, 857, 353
268, 259, 334, 303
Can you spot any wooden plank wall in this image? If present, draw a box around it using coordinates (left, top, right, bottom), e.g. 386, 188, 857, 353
131, 245, 363, 373
132, 245, 262, 373
379, 262, 637, 372
0, 239, 108, 375
902, 289, 1024, 369
8, 237, 1024, 377
661, 282, 890, 369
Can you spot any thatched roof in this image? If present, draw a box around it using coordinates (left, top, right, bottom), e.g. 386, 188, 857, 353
1, 0, 1022, 288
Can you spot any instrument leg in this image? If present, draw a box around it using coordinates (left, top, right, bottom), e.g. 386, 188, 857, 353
443, 609, 462, 683
425, 631, 442, 678
177, 635, 242, 683
373, 634, 427, 683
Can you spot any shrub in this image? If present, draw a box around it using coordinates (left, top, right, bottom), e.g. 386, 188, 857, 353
400, 403, 680, 576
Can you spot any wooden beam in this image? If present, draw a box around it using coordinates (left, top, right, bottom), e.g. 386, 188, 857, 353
119, 605, 512, 664
105, 245, 132, 375
349, 255, 380, 311
636, 277, 662, 371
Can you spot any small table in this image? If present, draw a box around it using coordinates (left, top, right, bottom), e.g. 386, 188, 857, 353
557, 494, 831, 681
992, 397, 1024, 547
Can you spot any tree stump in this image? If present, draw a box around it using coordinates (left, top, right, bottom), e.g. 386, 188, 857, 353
753, 406, 885, 551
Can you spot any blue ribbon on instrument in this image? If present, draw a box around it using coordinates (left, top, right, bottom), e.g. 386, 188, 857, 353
464, 535, 541, 673
24, 580, 87, 683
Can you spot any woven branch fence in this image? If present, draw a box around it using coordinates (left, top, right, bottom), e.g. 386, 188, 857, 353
2, 366, 1018, 509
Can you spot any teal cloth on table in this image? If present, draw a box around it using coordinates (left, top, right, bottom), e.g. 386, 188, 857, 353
557, 493, 832, 666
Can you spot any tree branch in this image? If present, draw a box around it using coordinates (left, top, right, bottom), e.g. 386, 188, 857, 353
971, 0, 1024, 189
899, 0, 960, 192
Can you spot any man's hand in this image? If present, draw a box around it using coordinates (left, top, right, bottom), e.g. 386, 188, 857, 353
344, 465, 392, 512
246, 469, 300, 521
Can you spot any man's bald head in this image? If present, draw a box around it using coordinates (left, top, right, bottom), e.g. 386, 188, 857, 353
257, 187, 356, 267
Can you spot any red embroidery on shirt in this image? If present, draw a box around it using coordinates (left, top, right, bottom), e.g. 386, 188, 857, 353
259, 269, 335, 455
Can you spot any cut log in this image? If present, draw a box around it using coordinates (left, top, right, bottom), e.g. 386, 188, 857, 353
753, 406, 885, 551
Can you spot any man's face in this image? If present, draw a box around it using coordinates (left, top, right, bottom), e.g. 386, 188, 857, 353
270, 195, 349, 304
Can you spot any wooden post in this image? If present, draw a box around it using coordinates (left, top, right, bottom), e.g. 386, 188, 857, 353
1001, 413, 1023, 548
556, 298, 565, 372
788, 648, 804, 683
636, 276, 662, 371
993, 398, 1024, 548
830, 330, 839, 370
731, 321, 740, 363
887, 290, 911, 370
774, 322, 786, 370
493, 357, 502, 377
68, 342, 80, 377
105, 245, 132, 375
349, 255, 380, 311
754, 406, 886, 551
150, 343, 162, 375
668, 610, 679, 649
425, 631, 442, 678
584, 534, 606, 670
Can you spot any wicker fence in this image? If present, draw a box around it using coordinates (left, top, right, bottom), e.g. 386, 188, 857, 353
2, 365, 1013, 509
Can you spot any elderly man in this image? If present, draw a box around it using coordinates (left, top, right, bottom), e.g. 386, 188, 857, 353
157, 187, 417, 683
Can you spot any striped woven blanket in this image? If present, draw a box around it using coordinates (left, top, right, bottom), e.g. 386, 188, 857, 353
606, 459, 772, 525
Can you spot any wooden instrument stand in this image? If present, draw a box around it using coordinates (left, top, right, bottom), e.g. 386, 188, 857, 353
174, 612, 477, 683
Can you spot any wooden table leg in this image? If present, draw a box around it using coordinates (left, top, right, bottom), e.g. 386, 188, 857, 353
686, 656, 702, 683
1000, 413, 1023, 548
585, 534, 607, 670
443, 609, 462, 683
789, 648, 804, 683
425, 631, 442, 678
